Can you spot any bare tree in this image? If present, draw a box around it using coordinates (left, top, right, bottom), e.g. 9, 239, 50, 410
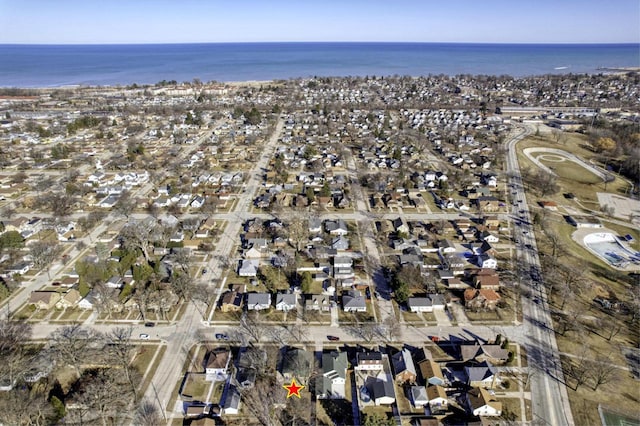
553, 308, 582, 336
69, 368, 135, 426
237, 312, 265, 344
381, 313, 402, 342
535, 169, 559, 197
48, 192, 75, 217
135, 400, 163, 426
191, 283, 219, 310
286, 212, 309, 253
29, 240, 62, 279
597, 316, 623, 341
0, 320, 32, 384
565, 350, 590, 391
0, 384, 54, 426
113, 189, 136, 218
267, 326, 289, 346
120, 219, 156, 263
50, 324, 102, 378
240, 377, 286, 426
345, 318, 379, 343
105, 326, 140, 401
588, 354, 619, 390
172, 248, 192, 274
286, 323, 309, 343
169, 271, 192, 302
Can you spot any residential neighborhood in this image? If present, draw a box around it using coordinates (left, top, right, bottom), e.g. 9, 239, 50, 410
0, 72, 638, 425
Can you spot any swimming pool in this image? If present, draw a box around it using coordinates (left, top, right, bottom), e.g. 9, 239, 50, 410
584, 233, 640, 267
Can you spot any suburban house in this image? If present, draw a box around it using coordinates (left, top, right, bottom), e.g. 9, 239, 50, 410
410, 386, 429, 408
368, 379, 396, 406
467, 387, 502, 417
246, 293, 272, 311
325, 219, 348, 235
391, 348, 417, 384
461, 344, 510, 365
238, 259, 258, 277
55, 289, 81, 309
235, 347, 266, 389
220, 291, 243, 312
479, 230, 499, 243
28, 291, 60, 310
418, 358, 446, 386
342, 290, 366, 312
235, 366, 257, 390
305, 294, 331, 311
330, 236, 349, 251
355, 350, 384, 371
4, 262, 31, 278
472, 274, 500, 290
407, 294, 446, 313
392, 217, 410, 235
222, 385, 241, 415
426, 385, 449, 414
316, 351, 348, 399
204, 349, 232, 382
279, 347, 312, 385
476, 254, 497, 269
465, 363, 500, 389
464, 288, 501, 311
78, 290, 99, 310
275, 293, 297, 312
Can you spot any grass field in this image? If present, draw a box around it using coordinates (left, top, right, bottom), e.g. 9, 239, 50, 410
536, 155, 602, 184
517, 130, 639, 426
516, 133, 631, 206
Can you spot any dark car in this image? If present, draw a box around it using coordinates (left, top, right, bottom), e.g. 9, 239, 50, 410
215, 333, 229, 340
144, 322, 156, 327
327, 336, 340, 341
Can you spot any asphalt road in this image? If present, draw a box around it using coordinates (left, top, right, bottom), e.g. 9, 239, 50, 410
506, 125, 575, 426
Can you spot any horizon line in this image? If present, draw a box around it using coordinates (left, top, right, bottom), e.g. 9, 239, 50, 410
1, 41, 639, 46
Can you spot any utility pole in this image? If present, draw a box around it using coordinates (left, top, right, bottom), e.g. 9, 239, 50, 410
151, 382, 166, 422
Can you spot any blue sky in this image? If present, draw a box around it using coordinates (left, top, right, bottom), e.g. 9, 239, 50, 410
1, 0, 639, 44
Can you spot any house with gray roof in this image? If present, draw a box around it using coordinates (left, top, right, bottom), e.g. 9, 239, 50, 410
342, 290, 366, 312
238, 259, 259, 277
330, 235, 349, 250
275, 293, 297, 311
246, 293, 272, 310
305, 294, 331, 311
317, 351, 348, 399
407, 294, 446, 313
325, 219, 348, 235
222, 385, 241, 415
465, 362, 499, 389
391, 348, 417, 384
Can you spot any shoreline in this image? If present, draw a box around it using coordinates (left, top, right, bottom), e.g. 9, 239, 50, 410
2, 69, 639, 91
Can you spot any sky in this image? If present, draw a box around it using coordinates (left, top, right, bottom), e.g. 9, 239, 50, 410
1, 0, 639, 44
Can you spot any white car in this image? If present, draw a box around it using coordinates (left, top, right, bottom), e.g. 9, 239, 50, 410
139, 333, 150, 340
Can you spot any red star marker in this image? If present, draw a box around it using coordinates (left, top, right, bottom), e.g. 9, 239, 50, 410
283, 378, 305, 398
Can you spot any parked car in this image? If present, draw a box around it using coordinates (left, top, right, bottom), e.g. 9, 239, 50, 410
327, 336, 340, 341
215, 333, 229, 340
144, 322, 156, 327
139, 334, 150, 340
